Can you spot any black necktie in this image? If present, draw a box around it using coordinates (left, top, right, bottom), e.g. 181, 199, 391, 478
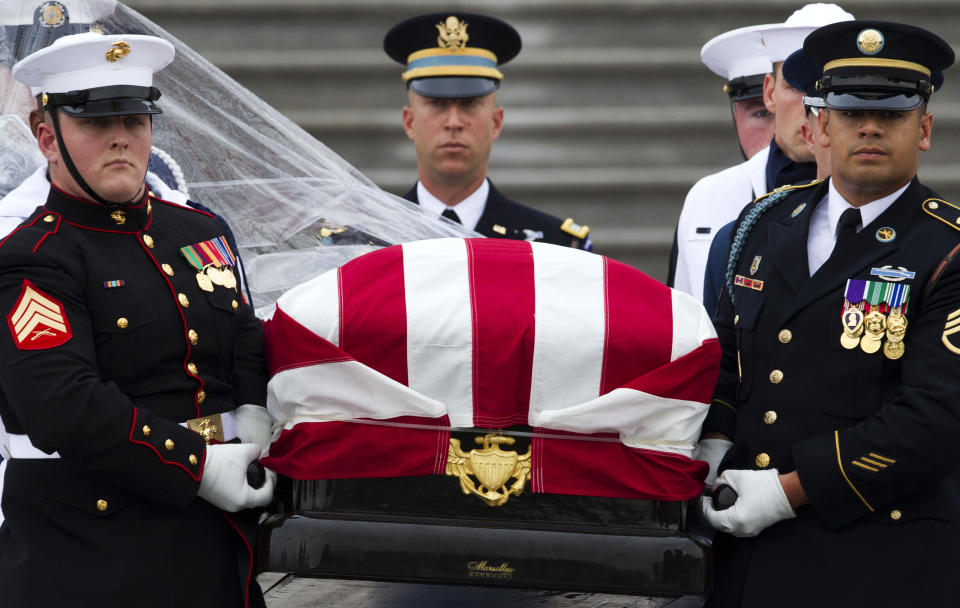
441, 208, 462, 224
835, 207, 862, 248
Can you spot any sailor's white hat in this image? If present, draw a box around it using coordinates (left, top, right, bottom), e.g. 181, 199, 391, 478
701, 25, 771, 100
755, 3, 854, 65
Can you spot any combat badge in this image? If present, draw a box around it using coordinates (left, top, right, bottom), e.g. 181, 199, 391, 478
7, 280, 72, 350
446, 433, 531, 507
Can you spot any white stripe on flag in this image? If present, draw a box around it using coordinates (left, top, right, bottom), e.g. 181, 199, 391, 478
529, 244, 605, 419
670, 288, 716, 362
532, 387, 706, 457
403, 239, 474, 426
268, 359, 447, 431
275, 268, 341, 347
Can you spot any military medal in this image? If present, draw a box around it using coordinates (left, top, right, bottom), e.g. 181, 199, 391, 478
860, 310, 886, 354
841, 306, 864, 349
220, 268, 237, 290
859, 281, 887, 354
180, 236, 239, 293
882, 284, 910, 360
196, 271, 214, 292
841, 280, 867, 349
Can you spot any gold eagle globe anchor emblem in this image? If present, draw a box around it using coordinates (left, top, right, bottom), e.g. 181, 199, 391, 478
446, 433, 531, 506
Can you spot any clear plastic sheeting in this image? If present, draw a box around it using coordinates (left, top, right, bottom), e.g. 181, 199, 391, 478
0, 115, 43, 199
0, 1, 476, 313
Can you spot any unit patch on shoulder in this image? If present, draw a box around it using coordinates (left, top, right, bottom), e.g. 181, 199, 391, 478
6, 280, 72, 350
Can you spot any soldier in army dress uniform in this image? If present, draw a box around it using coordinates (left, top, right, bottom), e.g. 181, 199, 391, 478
384, 12, 592, 251
0, 32, 274, 606
700, 20, 960, 607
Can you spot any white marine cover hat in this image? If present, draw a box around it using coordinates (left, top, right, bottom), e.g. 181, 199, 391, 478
12, 31, 174, 116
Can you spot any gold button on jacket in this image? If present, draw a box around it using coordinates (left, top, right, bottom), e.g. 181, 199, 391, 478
755, 453, 771, 468
778, 329, 792, 343
769, 370, 784, 384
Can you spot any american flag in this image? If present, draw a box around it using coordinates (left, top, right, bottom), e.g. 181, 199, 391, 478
262, 238, 720, 501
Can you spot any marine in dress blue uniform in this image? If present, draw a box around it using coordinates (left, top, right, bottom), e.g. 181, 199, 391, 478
700, 21, 960, 607
385, 12, 591, 251
0, 32, 273, 606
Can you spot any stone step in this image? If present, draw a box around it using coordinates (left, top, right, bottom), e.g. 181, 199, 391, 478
292, 104, 960, 171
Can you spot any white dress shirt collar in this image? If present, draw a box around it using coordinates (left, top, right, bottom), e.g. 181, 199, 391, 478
826, 178, 909, 240
417, 179, 488, 232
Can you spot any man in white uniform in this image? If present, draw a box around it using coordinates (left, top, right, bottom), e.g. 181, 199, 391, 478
669, 3, 853, 303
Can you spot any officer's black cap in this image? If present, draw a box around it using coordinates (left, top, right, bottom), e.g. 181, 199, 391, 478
804, 20, 954, 111
384, 12, 521, 99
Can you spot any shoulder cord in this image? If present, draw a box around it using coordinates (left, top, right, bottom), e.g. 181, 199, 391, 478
725, 188, 793, 305
150, 145, 190, 199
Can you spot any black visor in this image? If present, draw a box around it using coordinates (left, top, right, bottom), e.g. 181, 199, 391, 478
46, 85, 163, 117
824, 91, 925, 111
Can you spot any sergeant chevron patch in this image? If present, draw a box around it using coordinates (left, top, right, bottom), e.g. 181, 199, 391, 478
942, 308, 960, 355
6, 280, 72, 350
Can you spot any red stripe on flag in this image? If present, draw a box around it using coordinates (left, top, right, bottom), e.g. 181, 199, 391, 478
532, 430, 707, 500
262, 416, 450, 479
264, 307, 353, 377
622, 338, 720, 404
600, 258, 673, 395
340, 245, 408, 385
467, 239, 535, 427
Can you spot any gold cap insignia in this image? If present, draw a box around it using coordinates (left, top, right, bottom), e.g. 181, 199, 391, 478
106, 41, 132, 63
41, 1, 65, 27
437, 16, 469, 51
446, 433, 531, 506
857, 29, 884, 55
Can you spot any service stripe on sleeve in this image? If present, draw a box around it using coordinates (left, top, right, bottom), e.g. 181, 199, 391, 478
404, 239, 474, 426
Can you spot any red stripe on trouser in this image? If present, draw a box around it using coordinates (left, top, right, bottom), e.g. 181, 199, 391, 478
532, 430, 708, 500
262, 417, 450, 478
467, 239, 535, 427
340, 245, 408, 385
264, 306, 354, 377
601, 257, 673, 395
622, 338, 721, 404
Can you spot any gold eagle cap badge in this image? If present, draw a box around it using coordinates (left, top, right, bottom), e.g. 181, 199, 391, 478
857, 29, 884, 55
106, 41, 131, 63
446, 433, 531, 506
436, 16, 469, 51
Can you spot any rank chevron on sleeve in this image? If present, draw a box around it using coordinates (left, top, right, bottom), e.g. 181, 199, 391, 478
7, 280, 73, 350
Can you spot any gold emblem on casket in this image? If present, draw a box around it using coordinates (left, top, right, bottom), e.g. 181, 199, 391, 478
446, 433, 531, 507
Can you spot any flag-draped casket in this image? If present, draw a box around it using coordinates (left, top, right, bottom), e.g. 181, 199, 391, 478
262, 238, 720, 501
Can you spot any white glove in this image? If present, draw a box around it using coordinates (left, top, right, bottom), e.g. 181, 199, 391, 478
701, 468, 796, 537
197, 442, 276, 512
234, 404, 273, 456
695, 438, 733, 486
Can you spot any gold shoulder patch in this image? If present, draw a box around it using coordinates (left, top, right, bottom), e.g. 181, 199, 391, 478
560, 218, 589, 239
921, 198, 960, 233
750, 178, 823, 206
